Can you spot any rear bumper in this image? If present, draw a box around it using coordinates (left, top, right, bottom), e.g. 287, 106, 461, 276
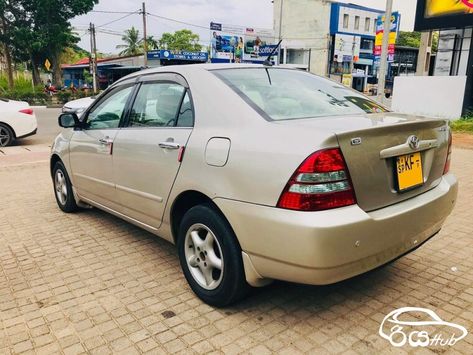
17, 128, 37, 139
14, 114, 38, 138
214, 174, 458, 286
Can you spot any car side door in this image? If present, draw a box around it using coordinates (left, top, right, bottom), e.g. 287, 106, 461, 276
112, 74, 194, 229
69, 83, 135, 210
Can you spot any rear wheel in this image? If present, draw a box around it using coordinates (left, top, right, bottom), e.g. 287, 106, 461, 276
0, 123, 14, 147
53, 161, 78, 213
177, 204, 249, 307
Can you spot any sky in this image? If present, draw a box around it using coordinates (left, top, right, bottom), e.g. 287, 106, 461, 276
71, 0, 417, 55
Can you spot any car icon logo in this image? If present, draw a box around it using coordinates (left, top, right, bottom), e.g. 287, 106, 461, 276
408, 135, 420, 150
379, 307, 468, 348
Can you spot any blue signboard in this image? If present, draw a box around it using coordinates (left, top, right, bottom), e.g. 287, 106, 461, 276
147, 50, 208, 62
210, 22, 222, 31
147, 50, 160, 60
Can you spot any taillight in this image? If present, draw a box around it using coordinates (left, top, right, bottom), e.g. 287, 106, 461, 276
19, 108, 33, 115
443, 129, 453, 175
277, 148, 357, 211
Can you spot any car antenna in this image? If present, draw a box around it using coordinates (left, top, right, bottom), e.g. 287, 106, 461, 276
263, 39, 283, 67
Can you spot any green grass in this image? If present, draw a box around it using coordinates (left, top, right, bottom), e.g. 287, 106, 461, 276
451, 117, 473, 133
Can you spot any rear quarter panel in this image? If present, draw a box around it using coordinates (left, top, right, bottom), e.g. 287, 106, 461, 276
163, 69, 339, 227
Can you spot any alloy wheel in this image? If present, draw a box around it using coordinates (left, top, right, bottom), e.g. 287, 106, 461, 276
184, 223, 224, 290
54, 169, 68, 206
0, 126, 11, 147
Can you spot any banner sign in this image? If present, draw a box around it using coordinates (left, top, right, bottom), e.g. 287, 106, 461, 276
374, 12, 400, 63
209, 22, 276, 63
147, 50, 208, 62
334, 34, 361, 63
415, 0, 473, 30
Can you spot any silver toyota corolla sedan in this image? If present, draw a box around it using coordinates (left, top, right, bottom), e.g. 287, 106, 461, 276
51, 64, 458, 306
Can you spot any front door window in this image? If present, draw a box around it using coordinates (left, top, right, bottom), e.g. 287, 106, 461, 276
86, 86, 134, 129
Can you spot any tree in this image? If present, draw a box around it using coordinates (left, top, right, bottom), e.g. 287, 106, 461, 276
397, 31, 439, 53
159, 29, 202, 52
144, 35, 159, 50
0, 0, 98, 86
116, 27, 143, 56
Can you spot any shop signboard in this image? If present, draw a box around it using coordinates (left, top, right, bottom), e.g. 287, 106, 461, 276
415, 0, 473, 30
334, 34, 361, 63
374, 12, 400, 63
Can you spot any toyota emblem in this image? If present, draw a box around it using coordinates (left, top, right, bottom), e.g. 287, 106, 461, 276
408, 135, 420, 150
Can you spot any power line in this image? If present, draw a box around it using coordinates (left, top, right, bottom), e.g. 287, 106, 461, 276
146, 12, 209, 31
146, 12, 328, 41
96, 11, 140, 29
91, 10, 137, 14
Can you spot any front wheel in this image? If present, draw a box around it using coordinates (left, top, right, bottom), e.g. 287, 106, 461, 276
177, 204, 249, 307
53, 161, 78, 213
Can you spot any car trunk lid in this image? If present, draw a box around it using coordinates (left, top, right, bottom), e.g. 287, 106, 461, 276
274, 113, 450, 212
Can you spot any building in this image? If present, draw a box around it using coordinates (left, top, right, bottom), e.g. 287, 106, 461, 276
62, 50, 208, 90
62, 55, 145, 90
328, 2, 384, 92
273, 0, 332, 74
414, 0, 473, 115
273, 0, 400, 93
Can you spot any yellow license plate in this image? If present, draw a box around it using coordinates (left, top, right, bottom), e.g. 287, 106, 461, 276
396, 152, 424, 191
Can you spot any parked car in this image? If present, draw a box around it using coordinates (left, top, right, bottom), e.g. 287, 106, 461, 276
50, 64, 458, 306
0, 98, 38, 147
62, 96, 95, 115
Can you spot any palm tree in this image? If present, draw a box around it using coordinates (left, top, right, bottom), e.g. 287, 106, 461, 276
143, 35, 159, 51
116, 27, 143, 56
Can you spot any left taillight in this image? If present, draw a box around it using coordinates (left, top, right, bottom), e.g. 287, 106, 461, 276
443, 129, 453, 175
19, 108, 33, 115
277, 148, 357, 212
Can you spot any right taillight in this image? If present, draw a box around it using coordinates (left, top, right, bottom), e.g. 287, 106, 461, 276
19, 108, 33, 115
277, 148, 357, 211
443, 129, 453, 175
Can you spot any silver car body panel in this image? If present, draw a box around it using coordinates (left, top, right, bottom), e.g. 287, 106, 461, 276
51, 64, 458, 286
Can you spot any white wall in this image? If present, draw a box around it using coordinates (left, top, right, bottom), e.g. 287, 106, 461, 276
338, 6, 379, 36
274, 0, 331, 76
392, 76, 467, 120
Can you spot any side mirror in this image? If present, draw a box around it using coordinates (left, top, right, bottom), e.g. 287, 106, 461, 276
58, 113, 80, 128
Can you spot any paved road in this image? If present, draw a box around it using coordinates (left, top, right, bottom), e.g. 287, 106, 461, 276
0, 148, 472, 354
20, 107, 63, 147
0, 108, 62, 167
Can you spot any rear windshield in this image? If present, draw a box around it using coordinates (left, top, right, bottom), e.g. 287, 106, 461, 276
213, 68, 388, 121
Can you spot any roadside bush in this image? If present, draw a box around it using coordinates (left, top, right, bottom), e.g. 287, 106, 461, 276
451, 116, 473, 133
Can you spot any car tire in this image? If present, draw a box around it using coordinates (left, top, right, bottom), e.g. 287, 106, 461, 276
177, 204, 250, 307
0, 123, 14, 147
53, 161, 78, 213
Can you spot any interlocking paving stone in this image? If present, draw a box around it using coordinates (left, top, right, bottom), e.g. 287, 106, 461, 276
0, 148, 472, 353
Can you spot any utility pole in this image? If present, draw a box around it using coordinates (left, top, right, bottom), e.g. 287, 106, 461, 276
142, 2, 148, 67
416, 31, 432, 76
377, 0, 393, 102
277, 0, 284, 66
89, 23, 98, 94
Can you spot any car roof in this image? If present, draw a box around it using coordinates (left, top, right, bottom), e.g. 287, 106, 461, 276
119, 63, 269, 81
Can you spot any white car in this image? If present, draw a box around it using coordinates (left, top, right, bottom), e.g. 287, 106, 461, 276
0, 98, 38, 147
62, 96, 95, 116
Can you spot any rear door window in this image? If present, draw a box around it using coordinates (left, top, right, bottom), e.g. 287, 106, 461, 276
213, 68, 388, 121
128, 83, 186, 128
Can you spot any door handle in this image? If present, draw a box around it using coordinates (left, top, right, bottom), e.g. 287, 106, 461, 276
159, 142, 180, 150
99, 137, 113, 145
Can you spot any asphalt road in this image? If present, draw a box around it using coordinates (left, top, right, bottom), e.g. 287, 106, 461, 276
17, 107, 63, 147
